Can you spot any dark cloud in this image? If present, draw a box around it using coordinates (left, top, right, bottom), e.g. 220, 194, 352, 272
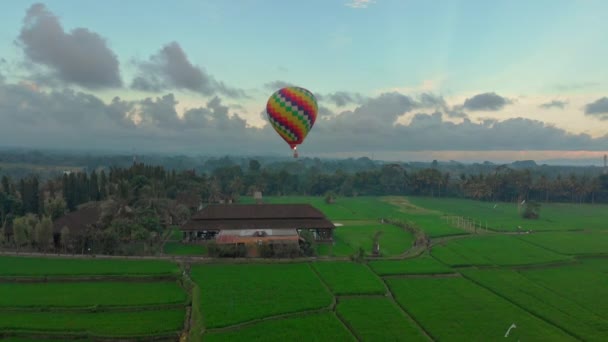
264, 80, 294, 90
17, 3, 121, 89
584, 97, 608, 119
322, 91, 366, 107
1, 82, 607, 154
132, 42, 245, 98
462, 92, 512, 111
539, 100, 568, 110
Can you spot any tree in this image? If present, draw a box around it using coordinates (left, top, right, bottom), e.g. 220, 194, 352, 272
248, 159, 261, 173
99, 170, 108, 200
90, 171, 100, 201
1, 176, 9, 194
60, 226, 70, 253
12, 215, 35, 250
46, 197, 67, 220
35, 217, 53, 252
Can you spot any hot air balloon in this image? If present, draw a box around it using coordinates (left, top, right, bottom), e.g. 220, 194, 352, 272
266, 86, 318, 158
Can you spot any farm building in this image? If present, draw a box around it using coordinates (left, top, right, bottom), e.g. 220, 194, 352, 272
181, 204, 335, 254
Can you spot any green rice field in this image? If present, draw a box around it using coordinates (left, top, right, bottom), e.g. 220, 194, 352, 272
369, 255, 453, 275
388, 277, 576, 341
191, 263, 332, 328
203, 313, 355, 341
337, 297, 427, 341
312, 262, 385, 295
0, 281, 186, 308
2, 195, 608, 341
0, 256, 180, 277
431, 234, 571, 266
0, 309, 185, 336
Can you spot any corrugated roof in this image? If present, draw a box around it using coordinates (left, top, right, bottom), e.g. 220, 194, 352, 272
191, 204, 325, 220
183, 204, 335, 231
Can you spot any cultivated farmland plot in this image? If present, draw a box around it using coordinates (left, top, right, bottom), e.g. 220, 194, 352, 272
0, 281, 186, 308
387, 277, 577, 341
337, 297, 427, 341
408, 197, 608, 232
312, 262, 386, 295
462, 267, 608, 341
0, 256, 180, 277
431, 235, 571, 266
369, 255, 453, 276
191, 263, 333, 328
203, 313, 355, 341
518, 231, 608, 255
0, 309, 185, 337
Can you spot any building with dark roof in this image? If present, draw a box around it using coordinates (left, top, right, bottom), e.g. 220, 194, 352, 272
181, 204, 335, 249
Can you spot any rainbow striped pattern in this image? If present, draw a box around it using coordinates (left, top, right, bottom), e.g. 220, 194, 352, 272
266, 86, 318, 150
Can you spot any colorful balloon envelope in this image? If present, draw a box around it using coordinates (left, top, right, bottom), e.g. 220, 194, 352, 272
266, 86, 318, 158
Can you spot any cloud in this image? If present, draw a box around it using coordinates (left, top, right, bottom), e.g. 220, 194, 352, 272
320, 91, 366, 107
462, 92, 512, 111
539, 100, 568, 110
1, 81, 607, 154
132, 42, 245, 98
584, 97, 608, 119
346, 0, 376, 9
264, 80, 295, 91
17, 3, 121, 89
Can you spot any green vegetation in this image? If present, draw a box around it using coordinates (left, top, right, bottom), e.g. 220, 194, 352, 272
331, 223, 413, 257
0, 281, 186, 308
383, 197, 467, 237
463, 268, 608, 341
191, 263, 332, 328
312, 262, 385, 295
518, 259, 608, 318
0, 256, 180, 276
408, 197, 608, 232
163, 242, 207, 256
203, 313, 354, 341
518, 232, 608, 255
337, 297, 427, 341
431, 235, 571, 266
388, 277, 576, 341
0, 309, 185, 336
369, 256, 453, 276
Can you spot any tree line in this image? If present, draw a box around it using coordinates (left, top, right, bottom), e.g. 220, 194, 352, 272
1, 160, 608, 254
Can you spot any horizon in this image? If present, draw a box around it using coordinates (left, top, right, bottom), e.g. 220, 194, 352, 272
1, 1, 607, 161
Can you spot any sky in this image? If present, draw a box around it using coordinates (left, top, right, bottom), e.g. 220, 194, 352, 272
0, 1, 607, 163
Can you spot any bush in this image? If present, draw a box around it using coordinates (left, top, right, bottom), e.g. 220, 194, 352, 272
522, 201, 541, 220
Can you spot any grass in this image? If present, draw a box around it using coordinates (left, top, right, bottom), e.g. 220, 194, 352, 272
191, 263, 332, 328
388, 277, 576, 341
431, 235, 571, 266
0, 309, 185, 336
312, 262, 385, 295
518, 259, 608, 319
163, 242, 207, 256
369, 255, 453, 276
518, 232, 608, 255
337, 297, 427, 341
383, 197, 468, 237
329, 223, 413, 257
462, 268, 608, 341
0, 281, 186, 308
0, 256, 179, 277
408, 197, 608, 232
203, 313, 354, 341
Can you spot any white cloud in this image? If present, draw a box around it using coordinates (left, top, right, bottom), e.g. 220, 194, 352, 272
345, 0, 376, 9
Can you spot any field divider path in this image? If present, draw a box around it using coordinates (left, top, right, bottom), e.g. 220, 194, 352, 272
203, 307, 334, 334
364, 263, 435, 342
459, 271, 583, 341
0, 275, 179, 283
382, 273, 461, 279
308, 263, 360, 341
